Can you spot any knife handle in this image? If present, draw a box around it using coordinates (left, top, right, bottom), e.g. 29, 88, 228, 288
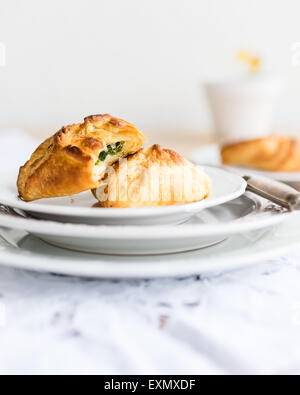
244, 175, 300, 211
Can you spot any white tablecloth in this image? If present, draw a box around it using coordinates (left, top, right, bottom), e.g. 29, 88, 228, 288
0, 131, 300, 375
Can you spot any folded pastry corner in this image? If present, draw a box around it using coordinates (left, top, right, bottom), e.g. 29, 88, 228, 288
17, 114, 146, 201
92, 144, 211, 208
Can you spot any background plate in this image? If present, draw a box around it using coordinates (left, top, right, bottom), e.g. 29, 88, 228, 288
190, 145, 300, 183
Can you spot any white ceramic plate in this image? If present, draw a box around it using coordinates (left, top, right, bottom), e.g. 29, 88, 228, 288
190, 145, 300, 183
0, 194, 291, 255
0, 166, 246, 225
0, 213, 299, 278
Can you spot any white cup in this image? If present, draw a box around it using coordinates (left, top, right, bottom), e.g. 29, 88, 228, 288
204, 75, 282, 145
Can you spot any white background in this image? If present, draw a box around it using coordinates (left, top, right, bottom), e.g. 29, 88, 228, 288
0, 0, 300, 136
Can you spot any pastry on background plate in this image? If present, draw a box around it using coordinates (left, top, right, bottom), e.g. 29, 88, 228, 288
92, 144, 211, 208
17, 114, 146, 201
221, 136, 300, 172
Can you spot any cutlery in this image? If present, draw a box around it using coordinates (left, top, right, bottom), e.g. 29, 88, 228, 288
0, 227, 28, 248
244, 175, 300, 211
199, 165, 300, 211
0, 205, 29, 247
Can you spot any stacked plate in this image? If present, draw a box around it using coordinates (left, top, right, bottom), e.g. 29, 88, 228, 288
0, 165, 296, 279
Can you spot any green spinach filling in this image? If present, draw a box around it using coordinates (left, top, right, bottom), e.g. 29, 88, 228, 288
95, 141, 124, 165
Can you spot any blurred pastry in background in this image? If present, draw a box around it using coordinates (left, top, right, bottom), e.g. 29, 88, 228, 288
221, 136, 300, 172
92, 144, 211, 208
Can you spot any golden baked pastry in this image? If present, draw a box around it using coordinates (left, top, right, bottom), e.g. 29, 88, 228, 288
221, 136, 300, 172
17, 114, 146, 201
92, 144, 211, 208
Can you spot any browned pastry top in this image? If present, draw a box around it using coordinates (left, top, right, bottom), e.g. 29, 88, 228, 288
17, 114, 146, 201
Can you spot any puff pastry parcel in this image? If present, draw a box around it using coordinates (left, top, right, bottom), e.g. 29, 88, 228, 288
92, 144, 211, 208
221, 136, 300, 172
17, 114, 146, 201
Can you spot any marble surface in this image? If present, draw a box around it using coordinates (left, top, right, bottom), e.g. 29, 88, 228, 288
0, 130, 300, 375
1, 256, 300, 375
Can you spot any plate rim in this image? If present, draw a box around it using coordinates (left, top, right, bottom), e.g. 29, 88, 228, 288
0, 204, 293, 239
0, 166, 246, 218
0, 220, 298, 278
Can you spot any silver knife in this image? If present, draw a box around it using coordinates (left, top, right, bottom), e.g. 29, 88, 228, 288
0, 227, 28, 248
244, 175, 300, 211
199, 164, 300, 211
0, 205, 29, 247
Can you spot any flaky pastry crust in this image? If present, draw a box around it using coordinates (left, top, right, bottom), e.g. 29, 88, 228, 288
17, 114, 146, 201
221, 136, 300, 172
92, 145, 211, 208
